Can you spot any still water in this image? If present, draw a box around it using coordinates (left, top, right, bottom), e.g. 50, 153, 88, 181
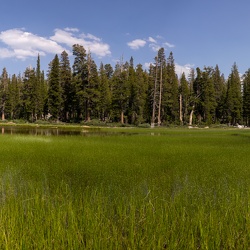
1, 126, 102, 136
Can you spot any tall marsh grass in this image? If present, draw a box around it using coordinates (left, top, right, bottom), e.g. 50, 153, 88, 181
0, 128, 250, 248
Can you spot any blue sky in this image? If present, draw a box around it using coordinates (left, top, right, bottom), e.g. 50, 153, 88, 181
1, 0, 250, 78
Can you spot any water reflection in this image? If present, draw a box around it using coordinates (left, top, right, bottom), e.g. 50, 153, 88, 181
1, 126, 97, 136
0, 126, 147, 137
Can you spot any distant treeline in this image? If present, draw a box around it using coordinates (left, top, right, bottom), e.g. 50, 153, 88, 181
0, 44, 249, 126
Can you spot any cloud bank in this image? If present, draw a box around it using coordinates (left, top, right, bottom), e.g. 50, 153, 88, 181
175, 63, 194, 77
127, 39, 147, 50
127, 36, 175, 52
0, 28, 111, 60
50, 29, 110, 57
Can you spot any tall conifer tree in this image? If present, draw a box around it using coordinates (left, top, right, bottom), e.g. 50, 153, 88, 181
226, 63, 242, 125
0, 68, 8, 120
112, 61, 130, 123
22, 67, 36, 121
72, 44, 88, 120
6, 74, 21, 119
134, 63, 148, 124
85, 52, 100, 121
99, 63, 112, 121
212, 65, 226, 123
201, 67, 216, 124
35, 54, 45, 120
163, 51, 179, 124
179, 73, 189, 124
48, 54, 62, 121
60, 50, 73, 121
243, 69, 250, 126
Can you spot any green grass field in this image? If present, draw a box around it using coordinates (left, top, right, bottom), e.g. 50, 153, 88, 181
0, 128, 250, 249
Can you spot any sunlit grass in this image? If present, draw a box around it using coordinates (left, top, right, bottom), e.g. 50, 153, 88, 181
0, 128, 250, 248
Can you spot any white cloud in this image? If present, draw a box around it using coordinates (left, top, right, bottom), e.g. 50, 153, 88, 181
149, 43, 161, 52
80, 33, 101, 42
144, 62, 153, 69
148, 37, 157, 43
175, 63, 194, 77
164, 42, 175, 48
51, 28, 111, 57
156, 35, 163, 39
146, 36, 175, 52
0, 28, 68, 59
64, 27, 79, 32
127, 39, 146, 50
0, 28, 111, 60
14, 49, 46, 59
0, 48, 15, 58
50, 29, 81, 47
143, 61, 194, 77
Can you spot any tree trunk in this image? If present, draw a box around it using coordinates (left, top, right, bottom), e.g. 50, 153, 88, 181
189, 105, 195, 126
121, 110, 124, 124
85, 99, 91, 122
179, 94, 183, 125
151, 57, 158, 128
184, 102, 188, 125
157, 63, 162, 126
1, 111, 5, 121
1, 102, 5, 120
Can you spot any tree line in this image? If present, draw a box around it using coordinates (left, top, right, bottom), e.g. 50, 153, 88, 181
0, 44, 250, 126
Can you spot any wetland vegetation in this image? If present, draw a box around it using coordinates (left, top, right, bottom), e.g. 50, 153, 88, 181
0, 127, 250, 249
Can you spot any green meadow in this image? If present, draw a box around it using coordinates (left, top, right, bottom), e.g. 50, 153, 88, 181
0, 127, 250, 249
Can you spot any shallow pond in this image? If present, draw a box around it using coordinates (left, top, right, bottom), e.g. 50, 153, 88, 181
0, 126, 103, 136
0, 125, 143, 137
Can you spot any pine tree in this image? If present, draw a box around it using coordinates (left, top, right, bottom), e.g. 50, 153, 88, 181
179, 73, 189, 124
187, 68, 196, 125
146, 64, 155, 125
85, 52, 100, 121
212, 65, 226, 123
35, 54, 44, 120
99, 62, 112, 121
157, 48, 166, 125
112, 61, 130, 123
127, 57, 137, 124
243, 69, 250, 126
163, 51, 179, 124
6, 74, 21, 119
22, 67, 36, 121
201, 67, 216, 124
104, 64, 114, 79
151, 57, 159, 127
48, 54, 62, 121
72, 44, 88, 120
151, 48, 166, 126
41, 71, 48, 119
0, 68, 8, 120
134, 64, 148, 124
60, 50, 73, 121
192, 67, 203, 124
226, 63, 242, 125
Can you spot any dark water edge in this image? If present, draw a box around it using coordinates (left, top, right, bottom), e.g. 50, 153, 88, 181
0, 126, 102, 136
0, 126, 141, 137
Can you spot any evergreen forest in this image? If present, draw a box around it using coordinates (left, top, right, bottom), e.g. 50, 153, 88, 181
1, 44, 249, 127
